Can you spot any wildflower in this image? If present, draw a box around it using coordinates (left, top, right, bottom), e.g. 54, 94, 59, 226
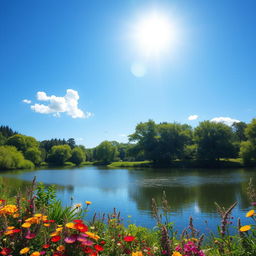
124, 236, 135, 242
172, 252, 182, 256
81, 239, 94, 246
20, 247, 30, 254
75, 203, 82, 208
85, 232, 100, 240
4, 228, 21, 235
22, 222, 32, 228
43, 223, 50, 227
42, 245, 50, 249
13, 213, 20, 218
246, 209, 255, 217
240, 225, 251, 232
25, 232, 36, 239
0, 204, 18, 215
132, 251, 143, 256
50, 231, 60, 237
57, 245, 65, 252
74, 219, 83, 224
64, 235, 77, 244
0, 248, 12, 255
65, 222, 75, 229
51, 235, 61, 242
30, 252, 40, 256
56, 227, 63, 232
75, 223, 88, 232
86, 201, 92, 205
94, 244, 104, 252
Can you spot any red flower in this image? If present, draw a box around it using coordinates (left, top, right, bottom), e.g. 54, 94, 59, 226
42, 244, 50, 249
49, 220, 55, 223
94, 245, 104, 251
100, 241, 106, 245
124, 236, 135, 242
74, 219, 83, 224
12, 228, 21, 233
75, 223, 88, 232
51, 235, 61, 242
0, 248, 11, 255
83, 247, 94, 254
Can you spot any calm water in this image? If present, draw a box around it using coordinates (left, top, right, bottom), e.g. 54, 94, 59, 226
1, 166, 256, 234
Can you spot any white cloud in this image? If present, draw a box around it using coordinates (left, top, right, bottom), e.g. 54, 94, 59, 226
210, 117, 240, 126
188, 115, 199, 121
22, 99, 31, 104
30, 89, 91, 119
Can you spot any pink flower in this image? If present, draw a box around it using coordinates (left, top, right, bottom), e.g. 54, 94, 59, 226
25, 232, 36, 239
64, 234, 77, 244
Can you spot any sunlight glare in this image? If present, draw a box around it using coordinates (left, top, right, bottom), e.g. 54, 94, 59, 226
134, 13, 176, 56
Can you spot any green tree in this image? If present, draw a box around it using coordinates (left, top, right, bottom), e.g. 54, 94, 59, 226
194, 121, 235, 161
94, 141, 118, 163
156, 123, 192, 163
24, 147, 42, 166
6, 134, 39, 153
129, 120, 158, 161
232, 121, 247, 142
239, 119, 256, 164
0, 145, 34, 170
70, 147, 86, 165
0, 133, 6, 146
47, 145, 72, 165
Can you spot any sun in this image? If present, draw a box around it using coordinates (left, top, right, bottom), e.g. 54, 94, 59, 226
134, 13, 175, 56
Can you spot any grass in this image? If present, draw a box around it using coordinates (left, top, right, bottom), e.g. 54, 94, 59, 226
108, 161, 152, 168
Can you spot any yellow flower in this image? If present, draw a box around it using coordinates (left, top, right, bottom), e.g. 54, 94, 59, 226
172, 252, 182, 256
30, 252, 40, 256
57, 225, 63, 227
65, 222, 75, 229
34, 213, 42, 217
7, 226, 15, 230
86, 201, 92, 205
42, 215, 48, 221
246, 209, 255, 218
0, 204, 18, 215
22, 222, 31, 228
75, 203, 82, 208
56, 227, 63, 232
85, 231, 100, 240
13, 213, 20, 218
57, 245, 65, 252
50, 231, 59, 237
20, 247, 30, 254
132, 252, 143, 256
44, 223, 50, 227
240, 225, 251, 232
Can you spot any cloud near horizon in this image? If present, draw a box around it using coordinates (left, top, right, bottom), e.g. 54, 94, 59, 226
210, 117, 240, 126
188, 115, 199, 121
30, 89, 91, 119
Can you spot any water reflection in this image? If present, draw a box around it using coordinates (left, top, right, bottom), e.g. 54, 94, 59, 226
0, 166, 255, 230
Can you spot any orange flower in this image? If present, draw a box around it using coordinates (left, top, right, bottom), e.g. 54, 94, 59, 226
20, 247, 30, 254
57, 245, 65, 252
240, 225, 251, 232
172, 252, 182, 256
30, 252, 40, 256
246, 210, 255, 218
86, 201, 92, 205
132, 252, 143, 256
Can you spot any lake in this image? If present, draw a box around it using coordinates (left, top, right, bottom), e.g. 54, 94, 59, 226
1, 166, 255, 234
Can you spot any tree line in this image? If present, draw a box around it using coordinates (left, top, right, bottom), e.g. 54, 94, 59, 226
0, 118, 256, 170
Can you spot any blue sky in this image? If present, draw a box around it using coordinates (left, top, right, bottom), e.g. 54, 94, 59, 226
0, 0, 256, 148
